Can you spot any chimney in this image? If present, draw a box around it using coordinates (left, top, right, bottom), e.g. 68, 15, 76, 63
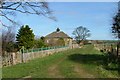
56, 28, 60, 32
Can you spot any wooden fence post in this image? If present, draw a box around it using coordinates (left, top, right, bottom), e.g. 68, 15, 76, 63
117, 43, 119, 57
110, 44, 113, 54
12, 52, 16, 65
21, 46, 24, 63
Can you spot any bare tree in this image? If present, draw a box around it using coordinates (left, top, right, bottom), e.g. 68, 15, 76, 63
72, 26, 91, 44
0, 0, 56, 27
2, 27, 16, 54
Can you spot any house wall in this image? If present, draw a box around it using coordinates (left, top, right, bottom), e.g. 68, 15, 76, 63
45, 38, 58, 46
63, 38, 72, 46
72, 43, 79, 48
45, 38, 73, 47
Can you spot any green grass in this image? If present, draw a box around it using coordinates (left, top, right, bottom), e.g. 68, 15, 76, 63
2, 45, 119, 79
2, 51, 66, 78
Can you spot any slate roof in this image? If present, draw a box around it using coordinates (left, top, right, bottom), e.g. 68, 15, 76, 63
45, 29, 72, 39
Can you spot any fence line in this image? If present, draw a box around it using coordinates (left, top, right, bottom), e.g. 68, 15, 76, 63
94, 43, 120, 56
22, 46, 68, 53
2, 46, 71, 67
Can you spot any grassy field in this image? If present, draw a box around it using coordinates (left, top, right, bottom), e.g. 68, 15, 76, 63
2, 45, 119, 79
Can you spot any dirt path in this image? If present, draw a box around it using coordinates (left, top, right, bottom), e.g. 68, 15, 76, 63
47, 64, 64, 78
47, 48, 95, 78
46, 46, 96, 78
73, 63, 95, 78
47, 55, 95, 78
47, 57, 66, 78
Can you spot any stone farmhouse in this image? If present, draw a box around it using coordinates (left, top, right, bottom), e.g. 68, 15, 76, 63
45, 28, 73, 47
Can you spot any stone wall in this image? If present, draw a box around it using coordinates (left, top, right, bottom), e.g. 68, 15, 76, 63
2, 47, 70, 67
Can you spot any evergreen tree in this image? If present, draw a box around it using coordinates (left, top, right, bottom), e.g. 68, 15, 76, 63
16, 25, 35, 49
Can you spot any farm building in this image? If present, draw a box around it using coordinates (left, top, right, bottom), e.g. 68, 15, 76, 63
72, 40, 79, 48
45, 28, 73, 47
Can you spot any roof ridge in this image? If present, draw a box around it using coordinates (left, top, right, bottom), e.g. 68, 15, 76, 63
45, 30, 72, 39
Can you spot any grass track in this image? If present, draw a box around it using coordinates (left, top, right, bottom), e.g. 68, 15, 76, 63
2, 45, 119, 79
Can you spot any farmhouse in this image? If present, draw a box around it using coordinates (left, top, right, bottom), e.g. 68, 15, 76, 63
45, 28, 73, 47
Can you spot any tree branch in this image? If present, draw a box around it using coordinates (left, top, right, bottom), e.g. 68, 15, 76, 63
0, 2, 56, 27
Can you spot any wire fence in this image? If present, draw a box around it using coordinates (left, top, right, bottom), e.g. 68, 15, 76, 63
21, 46, 68, 53
2, 46, 70, 67
94, 43, 120, 56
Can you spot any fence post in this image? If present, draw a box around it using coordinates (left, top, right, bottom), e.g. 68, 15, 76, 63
110, 44, 113, 54
32, 48, 33, 59
41, 48, 43, 54
26, 49, 28, 60
12, 52, 16, 65
117, 43, 119, 57
21, 46, 24, 63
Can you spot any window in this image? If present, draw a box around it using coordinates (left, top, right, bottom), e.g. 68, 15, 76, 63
47, 40, 49, 43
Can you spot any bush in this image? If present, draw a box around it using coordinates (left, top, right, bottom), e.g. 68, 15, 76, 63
34, 38, 47, 48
